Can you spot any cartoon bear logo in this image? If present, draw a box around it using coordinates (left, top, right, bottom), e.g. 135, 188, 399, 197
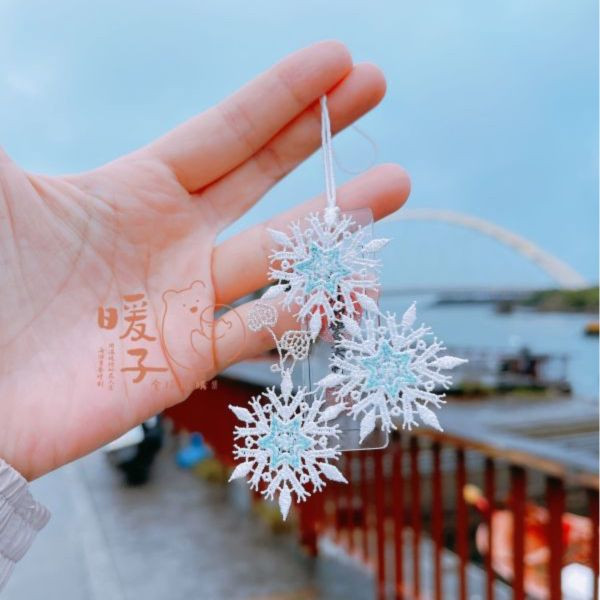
160, 280, 210, 370
160, 280, 248, 373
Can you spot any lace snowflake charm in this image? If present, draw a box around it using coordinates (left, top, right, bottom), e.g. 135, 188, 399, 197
228, 369, 347, 519
318, 303, 467, 442
263, 209, 388, 337
226, 95, 467, 521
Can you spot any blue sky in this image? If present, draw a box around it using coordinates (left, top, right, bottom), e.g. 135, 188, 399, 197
1, 0, 597, 288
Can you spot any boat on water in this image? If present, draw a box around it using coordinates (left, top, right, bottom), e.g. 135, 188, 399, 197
445, 346, 571, 396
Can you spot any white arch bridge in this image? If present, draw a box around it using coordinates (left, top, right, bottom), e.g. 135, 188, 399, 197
384, 208, 588, 290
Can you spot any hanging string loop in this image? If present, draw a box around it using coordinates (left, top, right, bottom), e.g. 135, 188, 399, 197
320, 96, 338, 225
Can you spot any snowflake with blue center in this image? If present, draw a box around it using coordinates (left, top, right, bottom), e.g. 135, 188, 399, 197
295, 242, 351, 295
257, 417, 312, 469
263, 209, 389, 337
318, 303, 467, 442
229, 368, 347, 520
362, 340, 417, 397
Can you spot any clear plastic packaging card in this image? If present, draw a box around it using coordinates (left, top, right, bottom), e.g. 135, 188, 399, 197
301, 208, 389, 451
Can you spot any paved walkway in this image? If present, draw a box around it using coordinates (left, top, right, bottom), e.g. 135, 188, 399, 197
3, 441, 372, 600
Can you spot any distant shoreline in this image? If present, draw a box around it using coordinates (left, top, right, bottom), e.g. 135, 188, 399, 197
434, 287, 599, 314
518, 287, 599, 314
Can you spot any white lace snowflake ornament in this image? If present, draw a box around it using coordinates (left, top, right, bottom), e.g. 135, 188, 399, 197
262, 96, 388, 339
318, 303, 467, 442
263, 211, 389, 338
227, 96, 467, 521
229, 302, 347, 519
228, 372, 347, 520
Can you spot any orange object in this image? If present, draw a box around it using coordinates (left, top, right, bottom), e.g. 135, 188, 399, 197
465, 485, 595, 599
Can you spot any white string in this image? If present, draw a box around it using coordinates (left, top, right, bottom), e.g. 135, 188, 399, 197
320, 96, 337, 221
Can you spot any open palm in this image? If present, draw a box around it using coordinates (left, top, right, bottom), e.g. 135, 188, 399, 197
0, 41, 410, 481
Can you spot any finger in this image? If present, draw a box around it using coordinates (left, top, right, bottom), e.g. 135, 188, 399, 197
213, 298, 298, 373
143, 41, 352, 192
0, 146, 13, 165
200, 62, 386, 226
0, 146, 22, 176
212, 163, 411, 306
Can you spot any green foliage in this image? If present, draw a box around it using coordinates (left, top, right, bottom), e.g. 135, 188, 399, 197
521, 287, 599, 313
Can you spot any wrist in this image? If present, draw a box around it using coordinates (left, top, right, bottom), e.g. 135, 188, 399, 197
0, 457, 51, 591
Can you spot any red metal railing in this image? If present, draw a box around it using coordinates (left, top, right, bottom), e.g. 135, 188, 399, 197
165, 378, 600, 600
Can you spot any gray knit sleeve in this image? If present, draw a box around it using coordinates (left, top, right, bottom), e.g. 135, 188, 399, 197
0, 459, 50, 592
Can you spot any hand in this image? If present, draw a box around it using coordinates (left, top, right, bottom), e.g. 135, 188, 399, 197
0, 41, 410, 480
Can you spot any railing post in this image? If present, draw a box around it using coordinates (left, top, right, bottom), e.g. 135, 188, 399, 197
510, 466, 526, 600
361, 451, 371, 564
338, 454, 350, 550
431, 442, 443, 600
546, 476, 565, 600
298, 490, 324, 556
326, 479, 336, 535
484, 458, 495, 600
374, 450, 386, 600
456, 448, 468, 600
393, 439, 405, 600
589, 489, 599, 600
347, 453, 356, 555
410, 437, 422, 598
329, 464, 342, 545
